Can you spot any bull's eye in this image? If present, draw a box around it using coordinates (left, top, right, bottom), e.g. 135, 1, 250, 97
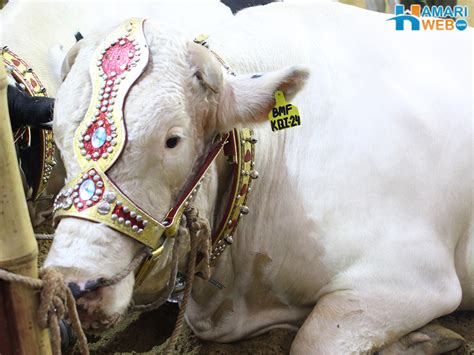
166, 136, 180, 149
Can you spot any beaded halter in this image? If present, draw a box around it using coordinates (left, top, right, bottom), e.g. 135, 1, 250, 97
53, 19, 258, 286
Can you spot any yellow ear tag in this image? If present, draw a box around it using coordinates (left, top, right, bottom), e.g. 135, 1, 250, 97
268, 91, 301, 132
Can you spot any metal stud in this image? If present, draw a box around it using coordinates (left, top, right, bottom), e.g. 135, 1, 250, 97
250, 170, 259, 179
111, 213, 118, 220
137, 229, 143, 234
132, 225, 138, 231
77, 202, 84, 209
84, 135, 91, 142
93, 175, 100, 182
97, 202, 111, 215
125, 220, 131, 226
118, 217, 124, 224
104, 191, 116, 203
237, 204, 249, 215
86, 200, 93, 207
130, 211, 137, 218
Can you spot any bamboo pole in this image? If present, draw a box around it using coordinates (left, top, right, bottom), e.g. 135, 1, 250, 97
0, 63, 52, 354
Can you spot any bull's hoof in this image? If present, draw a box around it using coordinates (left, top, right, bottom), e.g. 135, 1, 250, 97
380, 323, 465, 355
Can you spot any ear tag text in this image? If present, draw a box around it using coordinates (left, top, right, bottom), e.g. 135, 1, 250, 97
268, 91, 301, 132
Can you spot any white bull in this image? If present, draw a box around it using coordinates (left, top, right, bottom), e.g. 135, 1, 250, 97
45, 2, 473, 353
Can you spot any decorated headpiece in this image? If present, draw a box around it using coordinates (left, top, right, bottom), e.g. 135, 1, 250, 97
53, 19, 258, 286
53, 19, 231, 284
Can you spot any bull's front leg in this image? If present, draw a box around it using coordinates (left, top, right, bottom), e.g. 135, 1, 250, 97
290, 248, 463, 354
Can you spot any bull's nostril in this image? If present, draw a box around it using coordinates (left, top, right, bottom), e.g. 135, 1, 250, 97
84, 278, 102, 292
68, 281, 86, 299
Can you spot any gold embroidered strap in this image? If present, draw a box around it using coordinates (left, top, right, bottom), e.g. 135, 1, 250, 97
209, 128, 257, 264
1, 47, 56, 200
54, 166, 167, 249
73, 18, 149, 171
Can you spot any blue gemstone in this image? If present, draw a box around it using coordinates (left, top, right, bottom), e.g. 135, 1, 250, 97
79, 179, 96, 201
91, 127, 107, 148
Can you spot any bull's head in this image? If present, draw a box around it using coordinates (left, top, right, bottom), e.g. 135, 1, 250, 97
45, 19, 308, 330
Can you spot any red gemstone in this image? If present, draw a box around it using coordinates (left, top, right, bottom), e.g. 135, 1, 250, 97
240, 184, 248, 196
12, 59, 20, 67
101, 39, 136, 77
30, 78, 37, 88
244, 150, 252, 162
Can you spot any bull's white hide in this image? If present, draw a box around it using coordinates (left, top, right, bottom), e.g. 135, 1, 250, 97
0, 0, 233, 95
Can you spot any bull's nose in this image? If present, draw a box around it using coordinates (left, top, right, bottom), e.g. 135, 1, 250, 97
68, 279, 103, 299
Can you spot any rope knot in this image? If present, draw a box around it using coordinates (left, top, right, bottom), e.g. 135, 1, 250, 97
38, 267, 89, 355
38, 268, 67, 329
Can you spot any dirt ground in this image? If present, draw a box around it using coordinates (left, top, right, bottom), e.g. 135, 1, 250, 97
83, 305, 474, 355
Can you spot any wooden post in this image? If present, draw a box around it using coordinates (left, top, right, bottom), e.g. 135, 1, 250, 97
0, 63, 52, 354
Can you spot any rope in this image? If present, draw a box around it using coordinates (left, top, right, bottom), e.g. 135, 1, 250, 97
94, 247, 150, 288
0, 267, 89, 354
35, 233, 55, 240
164, 205, 211, 354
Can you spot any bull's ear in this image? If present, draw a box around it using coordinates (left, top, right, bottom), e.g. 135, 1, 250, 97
61, 42, 82, 81
216, 66, 309, 131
